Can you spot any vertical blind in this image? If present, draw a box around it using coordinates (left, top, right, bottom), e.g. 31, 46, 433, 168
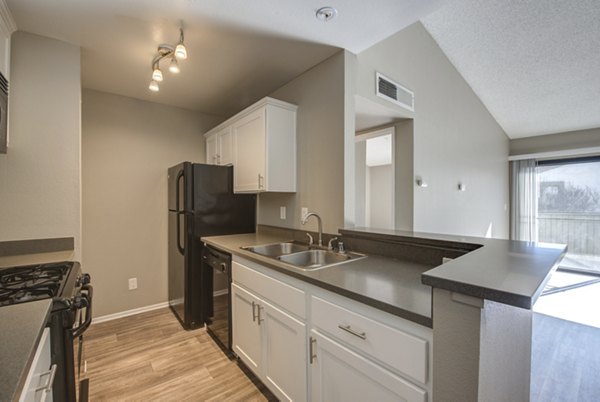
510, 159, 538, 241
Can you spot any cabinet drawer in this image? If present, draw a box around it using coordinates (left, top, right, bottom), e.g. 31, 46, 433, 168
311, 296, 428, 384
233, 261, 305, 319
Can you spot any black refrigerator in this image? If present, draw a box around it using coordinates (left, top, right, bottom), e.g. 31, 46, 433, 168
168, 162, 256, 329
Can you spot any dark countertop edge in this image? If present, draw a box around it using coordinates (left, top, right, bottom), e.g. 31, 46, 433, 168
203, 238, 433, 328
342, 227, 568, 310
0, 237, 74, 257
9, 301, 53, 402
421, 275, 532, 309
422, 245, 567, 309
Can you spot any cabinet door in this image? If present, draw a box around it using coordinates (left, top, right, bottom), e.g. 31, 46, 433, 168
218, 127, 234, 166
310, 330, 427, 402
232, 108, 266, 192
262, 300, 307, 402
232, 283, 262, 373
206, 134, 218, 165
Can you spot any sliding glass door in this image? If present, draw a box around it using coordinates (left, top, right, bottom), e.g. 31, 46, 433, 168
537, 157, 600, 274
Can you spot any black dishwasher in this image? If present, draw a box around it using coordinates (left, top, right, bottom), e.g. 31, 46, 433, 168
204, 245, 232, 355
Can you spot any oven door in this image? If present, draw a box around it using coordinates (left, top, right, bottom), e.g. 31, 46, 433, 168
72, 284, 93, 402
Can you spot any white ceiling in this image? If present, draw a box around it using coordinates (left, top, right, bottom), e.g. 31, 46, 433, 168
422, 0, 600, 139
7, 0, 446, 117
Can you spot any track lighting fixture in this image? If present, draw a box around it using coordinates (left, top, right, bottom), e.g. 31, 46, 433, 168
148, 27, 188, 92
168, 57, 180, 74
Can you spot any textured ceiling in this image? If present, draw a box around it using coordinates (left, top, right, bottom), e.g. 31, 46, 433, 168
422, 0, 600, 138
7, 0, 446, 116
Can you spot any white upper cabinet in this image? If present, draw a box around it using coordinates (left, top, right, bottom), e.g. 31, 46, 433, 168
204, 97, 297, 193
205, 127, 233, 166
232, 108, 266, 191
206, 133, 218, 165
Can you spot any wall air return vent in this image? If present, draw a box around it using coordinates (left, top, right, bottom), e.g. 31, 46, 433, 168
376, 72, 414, 112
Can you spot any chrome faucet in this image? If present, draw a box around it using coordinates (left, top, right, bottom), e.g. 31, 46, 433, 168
301, 212, 323, 247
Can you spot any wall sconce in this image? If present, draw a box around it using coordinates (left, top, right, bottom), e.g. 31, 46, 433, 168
458, 183, 466, 191
148, 27, 188, 92
415, 177, 428, 188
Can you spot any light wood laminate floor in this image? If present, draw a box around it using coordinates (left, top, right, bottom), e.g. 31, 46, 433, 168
82, 308, 269, 401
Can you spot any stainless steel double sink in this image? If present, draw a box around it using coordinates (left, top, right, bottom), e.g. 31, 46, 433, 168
241, 241, 366, 271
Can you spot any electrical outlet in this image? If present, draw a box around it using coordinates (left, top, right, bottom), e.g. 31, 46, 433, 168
128, 277, 138, 290
280, 206, 286, 220
301, 207, 308, 220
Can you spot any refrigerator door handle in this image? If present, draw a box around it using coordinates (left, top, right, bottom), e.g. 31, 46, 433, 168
176, 169, 185, 255
175, 169, 184, 213
176, 211, 185, 255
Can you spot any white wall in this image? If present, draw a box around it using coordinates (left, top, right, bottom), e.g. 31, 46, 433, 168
356, 23, 510, 238
0, 32, 81, 257
368, 164, 393, 229
82, 89, 221, 317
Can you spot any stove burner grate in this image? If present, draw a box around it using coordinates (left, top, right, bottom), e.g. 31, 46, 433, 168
0, 262, 71, 306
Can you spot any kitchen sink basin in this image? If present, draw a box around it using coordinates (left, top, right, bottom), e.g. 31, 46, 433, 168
241, 241, 310, 258
242, 241, 366, 271
277, 249, 366, 271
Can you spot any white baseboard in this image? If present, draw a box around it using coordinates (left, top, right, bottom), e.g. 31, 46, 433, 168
93, 301, 170, 324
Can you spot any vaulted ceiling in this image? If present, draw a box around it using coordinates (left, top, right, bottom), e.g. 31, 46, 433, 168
422, 0, 600, 138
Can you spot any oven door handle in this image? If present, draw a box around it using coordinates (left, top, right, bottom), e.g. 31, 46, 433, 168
73, 284, 93, 338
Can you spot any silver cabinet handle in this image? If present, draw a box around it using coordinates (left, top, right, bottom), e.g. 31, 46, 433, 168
216, 154, 221, 165
258, 173, 264, 189
251, 301, 257, 322
338, 324, 367, 340
257, 305, 264, 325
35, 364, 57, 393
309, 336, 317, 364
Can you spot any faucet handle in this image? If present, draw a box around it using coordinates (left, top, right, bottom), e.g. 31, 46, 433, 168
338, 241, 346, 254
327, 237, 338, 251
306, 233, 314, 248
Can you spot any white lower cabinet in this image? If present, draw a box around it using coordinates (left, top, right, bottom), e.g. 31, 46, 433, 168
231, 256, 431, 402
262, 297, 307, 401
232, 283, 262, 372
232, 282, 307, 401
20, 327, 55, 402
310, 329, 426, 402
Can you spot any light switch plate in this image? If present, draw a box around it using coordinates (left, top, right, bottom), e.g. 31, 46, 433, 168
128, 277, 138, 290
280, 206, 286, 220
301, 207, 308, 221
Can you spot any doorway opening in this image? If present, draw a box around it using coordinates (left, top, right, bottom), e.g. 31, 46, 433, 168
355, 127, 395, 229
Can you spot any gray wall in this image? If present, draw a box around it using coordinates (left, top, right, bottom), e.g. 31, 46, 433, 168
257, 51, 346, 234
510, 127, 600, 156
82, 89, 221, 317
394, 120, 414, 230
356, 23, 510, 238
0, 32, 81, 258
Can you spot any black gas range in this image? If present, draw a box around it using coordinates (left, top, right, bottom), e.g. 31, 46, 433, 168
0, 261, 92, 402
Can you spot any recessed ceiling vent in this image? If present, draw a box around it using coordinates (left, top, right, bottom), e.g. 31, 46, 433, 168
376, 72, 414, 112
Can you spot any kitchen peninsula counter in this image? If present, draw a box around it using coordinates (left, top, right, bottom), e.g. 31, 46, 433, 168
202, 231, 434, 328
340, 227, 567, 309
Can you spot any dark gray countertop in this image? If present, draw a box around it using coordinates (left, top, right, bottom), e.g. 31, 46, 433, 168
202, 233, 433, 328
0, 300, 52, 402
341, 228, 568, 309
